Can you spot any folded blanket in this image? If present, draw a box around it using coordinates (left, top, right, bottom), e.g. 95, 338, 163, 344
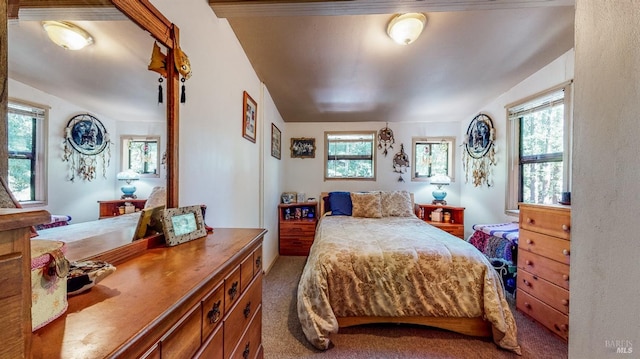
472, 222, 519, 242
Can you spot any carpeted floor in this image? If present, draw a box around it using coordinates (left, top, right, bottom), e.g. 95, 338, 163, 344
262, 256, 568, 359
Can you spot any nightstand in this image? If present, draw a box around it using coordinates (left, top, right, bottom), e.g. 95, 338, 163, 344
278, 201, 318, 255
98, 199, 146, 219
416, 204, 465, 239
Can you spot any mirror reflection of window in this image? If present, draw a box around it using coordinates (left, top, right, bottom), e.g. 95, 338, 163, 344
121, 136, 161, 178
411, 137, 455, 181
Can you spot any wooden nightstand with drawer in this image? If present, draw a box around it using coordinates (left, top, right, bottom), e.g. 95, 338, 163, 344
416, 204, 465, 239
517, 203, 571, 341
278, 202, 318, 255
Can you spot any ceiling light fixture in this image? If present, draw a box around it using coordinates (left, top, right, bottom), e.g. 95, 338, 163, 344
387, 13, 427, 45
42, 21, 94, 50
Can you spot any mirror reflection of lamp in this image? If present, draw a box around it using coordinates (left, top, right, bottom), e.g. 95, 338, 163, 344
117, 170, 140, 199
430, 174, 451, 205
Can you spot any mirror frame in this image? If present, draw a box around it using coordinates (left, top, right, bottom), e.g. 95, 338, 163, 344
111, 0, 179, 208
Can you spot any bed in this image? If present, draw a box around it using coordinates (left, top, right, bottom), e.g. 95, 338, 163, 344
297, 191, 521, 354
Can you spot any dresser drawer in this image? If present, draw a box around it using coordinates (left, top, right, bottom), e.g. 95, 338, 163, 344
279, 236, 314, 256
253, 245, 263, 275
224, 273, 262, 355
195, 323, 223, 359
519, 205, 571, 240
225, 265, 242, 313
519, 229, 570, 265
160, 303, 202, 359
518, 250, 569, 290
241, 252, 254, 293
228, 305, 262, 359
518, 269, 569, 314
517, 290, 568, 341
202, 282, 225, 340
280, 221, 316, 235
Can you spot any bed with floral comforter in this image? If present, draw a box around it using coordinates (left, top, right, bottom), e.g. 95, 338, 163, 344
297, 215, 521, 354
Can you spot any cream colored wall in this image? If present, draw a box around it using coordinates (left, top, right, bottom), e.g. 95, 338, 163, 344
284, 121, 462, 206
151, 0, 283, 270
570, 2, 639, 357
460, 49, 574, 237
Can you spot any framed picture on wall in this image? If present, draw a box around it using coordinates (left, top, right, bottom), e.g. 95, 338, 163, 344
271, 123, 281, 159
290, 137, 315, 159
242, 91, 257, 143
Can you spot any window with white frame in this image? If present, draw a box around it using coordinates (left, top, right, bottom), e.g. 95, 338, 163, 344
7, 100, 48, 204
325, 131, 376, 180
411, 137, 455, 181
506, 82, 572, 211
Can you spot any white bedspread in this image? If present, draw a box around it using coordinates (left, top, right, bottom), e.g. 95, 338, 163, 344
35, 213, 140, 243
297, 215, 521, 354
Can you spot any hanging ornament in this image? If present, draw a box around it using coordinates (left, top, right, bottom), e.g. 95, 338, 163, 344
158, 78, 164, 104
393, 143, 410, 182
62, 114, 112, 182
180, 77, 186, 103
377, 123, 395, 157
462, 113, 496, 187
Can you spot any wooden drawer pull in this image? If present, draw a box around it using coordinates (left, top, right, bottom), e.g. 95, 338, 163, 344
554, 323, 568, 332
525, 260, 532, 266
526, 238, 533, 245
244, 301, 252, 318
524, 302, 531, 309
562, 274, 569, 281
527, 218, 534, 225
562, 249, 570, 256
522, 279, 531, 287
243, 341, 251, 359
255, 256, 262, 269
228, 281, 239, 301
561, 299, 569, 306
562, 224, 570, 232
207, 300, 221, 324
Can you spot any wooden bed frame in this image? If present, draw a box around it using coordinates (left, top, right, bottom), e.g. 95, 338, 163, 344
318, 191, 492, 338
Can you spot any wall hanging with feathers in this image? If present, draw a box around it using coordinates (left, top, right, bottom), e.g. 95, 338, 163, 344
377, 123, 395, 157
393, 143, 410, 182
62, 113, 112, 182
462, 113, 496, 187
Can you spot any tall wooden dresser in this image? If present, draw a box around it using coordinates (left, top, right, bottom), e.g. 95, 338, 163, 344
516, 203, 571, 341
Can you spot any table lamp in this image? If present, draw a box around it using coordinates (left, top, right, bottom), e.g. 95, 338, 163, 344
117, 170, 140, 199
430, 174, 451, 205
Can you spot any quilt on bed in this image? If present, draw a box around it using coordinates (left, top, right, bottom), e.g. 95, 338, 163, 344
297, 215, 521, 354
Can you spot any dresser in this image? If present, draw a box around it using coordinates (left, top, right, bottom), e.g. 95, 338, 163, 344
416, 204, 465, 239
30, 228, 266, 359
278, 202, 318, 255
516, 203, 571, 341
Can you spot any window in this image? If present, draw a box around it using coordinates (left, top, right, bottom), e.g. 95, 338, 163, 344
7, 100, 48, 204
325, 131, 376, 180
411, 137, 455, 181
506, 82, 572, 211
121, 136, 161, 177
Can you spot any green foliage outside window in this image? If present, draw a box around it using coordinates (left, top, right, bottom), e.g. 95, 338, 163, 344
325, 132, 375, 179
8, 112, 36, 201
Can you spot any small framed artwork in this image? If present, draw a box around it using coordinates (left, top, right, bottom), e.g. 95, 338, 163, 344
271, 123, 281, 159
281, 192, 297, 204
290, 137, 316, 158
242, 91, 257, 143
161, 205, 207, 246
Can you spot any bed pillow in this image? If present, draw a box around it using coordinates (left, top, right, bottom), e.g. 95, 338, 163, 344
381, 190, 414, 217
350, 191, 382, 218
328, 191, 352, 216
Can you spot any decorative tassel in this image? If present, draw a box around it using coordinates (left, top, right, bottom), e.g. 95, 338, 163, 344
180, 77, 186, 103
158, 78, 163, 104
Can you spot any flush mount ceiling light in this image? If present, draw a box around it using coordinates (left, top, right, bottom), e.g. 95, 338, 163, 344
387, 13, 427, 45
42, 21, 94, 50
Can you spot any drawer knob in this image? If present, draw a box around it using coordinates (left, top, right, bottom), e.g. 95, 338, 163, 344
524, 302, 531, 309
255, 256, 262, 269
207, 300, 221, 324
228, 281, 239, 301
562, 299, 569, 306
522, 279, 531, 287
526, 239, 533, 245
554, 323, 568, 332
525, 260, 532, 266
562, 274, 570, 281
562, 249, 570, 256
527, 218, 534, 225
244, 301, 252, 318
243, 341, 251, 359
562, 224, 570, 232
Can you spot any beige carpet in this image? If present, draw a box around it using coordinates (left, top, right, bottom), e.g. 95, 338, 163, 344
262, 256, 568, 359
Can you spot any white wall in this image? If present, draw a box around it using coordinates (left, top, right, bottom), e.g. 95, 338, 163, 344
284, 121, 463, 206
460, 49, 574, 236
570, 2, 640, 357
151, 0, 282, 271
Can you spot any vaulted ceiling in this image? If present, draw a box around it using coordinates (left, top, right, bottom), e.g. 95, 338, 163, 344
7, 0, 575, 124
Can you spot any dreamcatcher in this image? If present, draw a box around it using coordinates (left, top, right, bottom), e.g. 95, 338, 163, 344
377, 123, 395, 157
393, 143, 410, 182
62, 114, 112, 182
462, 113, 496, 187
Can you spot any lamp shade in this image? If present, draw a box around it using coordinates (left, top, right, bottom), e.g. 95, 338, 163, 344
387, 13, 427, 45
116, 170, 140, 182
430, 174, 451, 186
42, 21, 93, 50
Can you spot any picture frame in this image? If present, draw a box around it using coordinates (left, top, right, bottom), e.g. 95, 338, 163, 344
290, 137, 316, 158
132, 205, 165, 241
281, 192, 297, 204
161, 205, 207, 246
271, 123, 281, 159
242, 91, 257, 143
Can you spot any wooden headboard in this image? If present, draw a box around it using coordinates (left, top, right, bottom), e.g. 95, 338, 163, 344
319, 191, 415, 215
